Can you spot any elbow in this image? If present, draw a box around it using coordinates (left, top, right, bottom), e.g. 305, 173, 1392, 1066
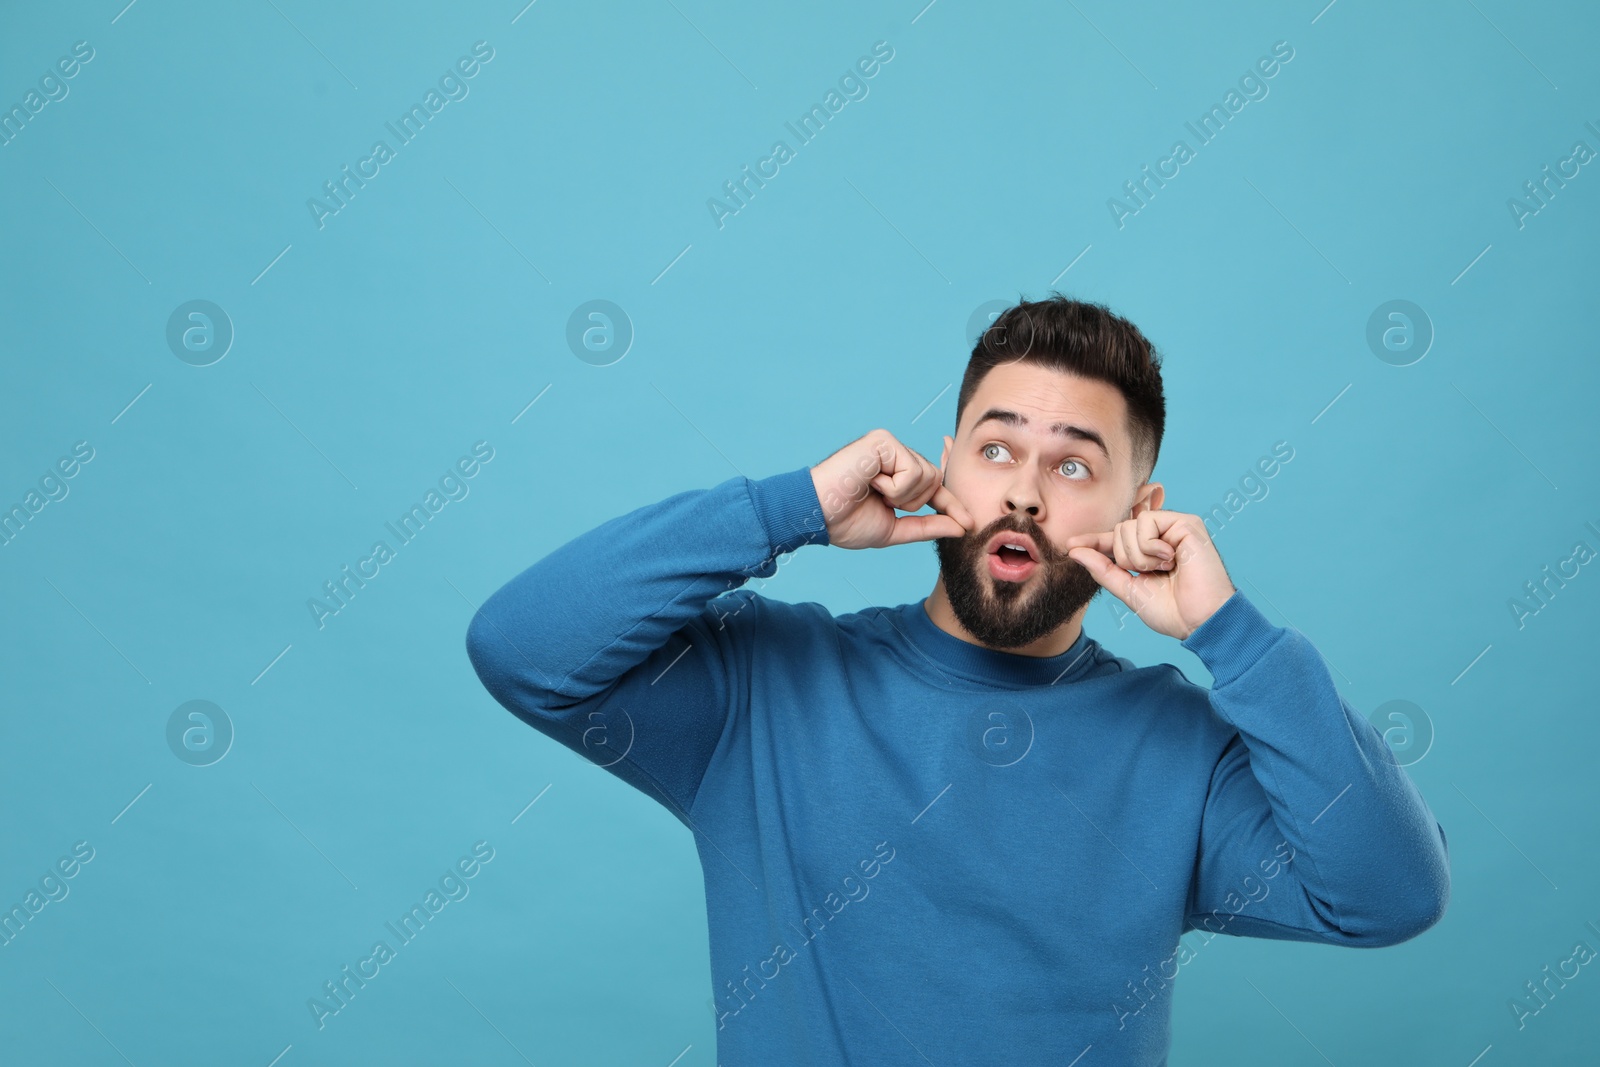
1358, 851, 1452, 948
464, 604, 518, 702
464, 607, 496, 686
1379, 879, 1449, 947
1394, 820, 1452, 942
464, 604, 566, 717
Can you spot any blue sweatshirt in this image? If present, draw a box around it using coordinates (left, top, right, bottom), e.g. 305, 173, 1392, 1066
464, 465, 1450, 1066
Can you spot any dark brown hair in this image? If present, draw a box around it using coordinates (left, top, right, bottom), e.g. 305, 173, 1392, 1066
957, 292, 1166, 486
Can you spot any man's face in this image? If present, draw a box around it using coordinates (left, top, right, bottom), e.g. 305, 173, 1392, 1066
933, 362, 1159, 651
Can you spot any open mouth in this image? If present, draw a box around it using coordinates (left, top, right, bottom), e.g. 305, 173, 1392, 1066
987, 542, 1040, 581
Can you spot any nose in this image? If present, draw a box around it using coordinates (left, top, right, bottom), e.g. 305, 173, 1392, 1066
1005, 483, 1041, 518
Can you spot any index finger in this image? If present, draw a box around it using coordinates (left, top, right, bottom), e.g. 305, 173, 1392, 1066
927, 482, 975, 533
1063, 530, 1114, 554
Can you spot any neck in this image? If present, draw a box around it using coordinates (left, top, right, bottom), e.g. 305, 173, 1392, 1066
923, 576, 1086, 658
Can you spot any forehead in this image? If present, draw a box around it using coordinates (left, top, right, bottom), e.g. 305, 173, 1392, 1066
962, 362, 1129, 449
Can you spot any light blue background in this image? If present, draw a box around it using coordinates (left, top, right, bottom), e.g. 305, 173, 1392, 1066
2, 1, 1596, 1063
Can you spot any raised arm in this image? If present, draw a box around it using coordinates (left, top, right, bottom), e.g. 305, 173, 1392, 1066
463, 429, 974, 826
1176, 591, 1450, 946
1065, 511, 1450, 947
464, 465, 829, 825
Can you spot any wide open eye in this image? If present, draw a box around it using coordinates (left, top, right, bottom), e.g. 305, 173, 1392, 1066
982, 442, 1089, 481
1057, 458, 1090, 480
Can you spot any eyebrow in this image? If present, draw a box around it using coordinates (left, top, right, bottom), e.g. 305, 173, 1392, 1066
970, 407, 1112, 466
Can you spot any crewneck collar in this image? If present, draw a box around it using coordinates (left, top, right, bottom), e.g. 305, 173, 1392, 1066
894, 597, 1105, 689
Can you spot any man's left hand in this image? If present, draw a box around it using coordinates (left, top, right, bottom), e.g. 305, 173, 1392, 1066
1064, 511, 1236, 641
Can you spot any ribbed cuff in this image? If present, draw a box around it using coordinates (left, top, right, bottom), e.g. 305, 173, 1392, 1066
746, 465, 831, 554
1179, 589, 1283, 688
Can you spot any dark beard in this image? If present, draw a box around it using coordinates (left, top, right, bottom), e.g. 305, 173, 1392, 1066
932, 516, 1104, 651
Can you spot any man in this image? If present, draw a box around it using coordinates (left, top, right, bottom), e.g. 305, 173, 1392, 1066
464, 294, 1450, 1066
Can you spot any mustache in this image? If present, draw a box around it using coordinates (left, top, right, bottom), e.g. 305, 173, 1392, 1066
966, 518, 1060, 563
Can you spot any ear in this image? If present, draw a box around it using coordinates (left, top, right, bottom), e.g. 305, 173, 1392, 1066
941, 435, 953, 478
1131, 481, 1165, 516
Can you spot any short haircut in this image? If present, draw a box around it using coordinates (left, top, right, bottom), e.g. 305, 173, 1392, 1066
958, 292, 1167, 486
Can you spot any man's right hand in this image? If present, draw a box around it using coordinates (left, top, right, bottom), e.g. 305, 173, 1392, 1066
809, 429, 974, 551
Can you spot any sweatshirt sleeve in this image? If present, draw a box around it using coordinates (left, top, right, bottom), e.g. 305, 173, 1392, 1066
463, 465, 828, 828
1177, 590, 1451, 948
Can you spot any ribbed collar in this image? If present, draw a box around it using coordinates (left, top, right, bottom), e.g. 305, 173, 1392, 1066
893, 597, 1107, 689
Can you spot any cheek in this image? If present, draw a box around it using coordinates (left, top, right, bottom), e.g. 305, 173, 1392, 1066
946, 472, 996, 517
1049, 514, 1107, 554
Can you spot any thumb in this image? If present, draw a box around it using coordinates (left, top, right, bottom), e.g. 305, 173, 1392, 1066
885, 510, 967, 547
